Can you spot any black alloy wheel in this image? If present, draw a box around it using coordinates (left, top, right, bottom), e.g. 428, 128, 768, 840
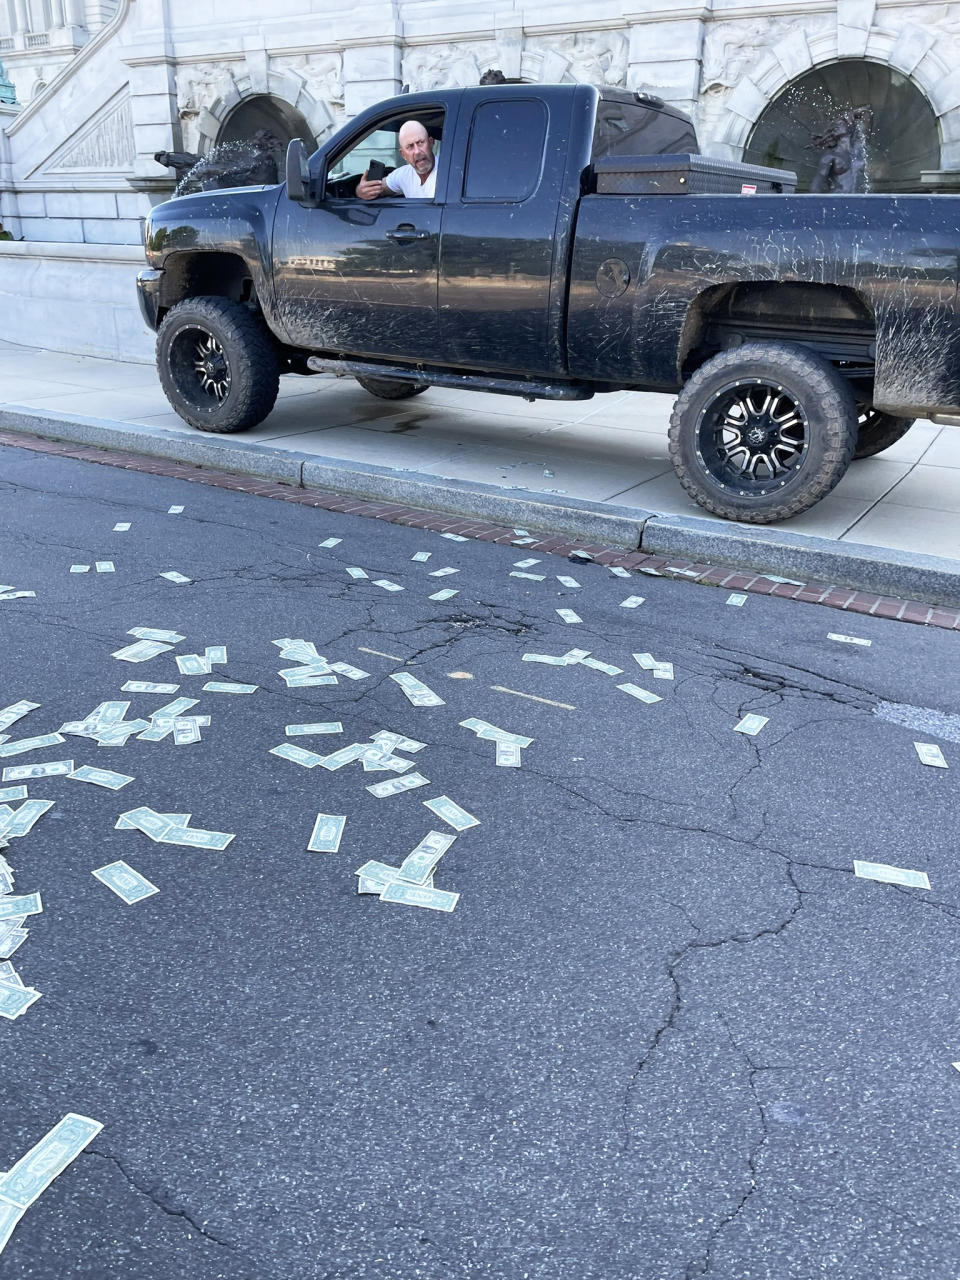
668, 341, 859, 522
854, 407, 916, 460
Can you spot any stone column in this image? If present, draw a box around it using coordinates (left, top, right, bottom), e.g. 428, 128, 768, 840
624, 2, 709, 120
340, 1, 401, 117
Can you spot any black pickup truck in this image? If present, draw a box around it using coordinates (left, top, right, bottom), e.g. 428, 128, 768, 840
137, 83, 960, 523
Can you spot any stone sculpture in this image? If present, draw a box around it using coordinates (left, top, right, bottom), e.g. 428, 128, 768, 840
809, 108, 871, 193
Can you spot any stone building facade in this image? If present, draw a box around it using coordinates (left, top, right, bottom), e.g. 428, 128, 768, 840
2, 0, 960, 358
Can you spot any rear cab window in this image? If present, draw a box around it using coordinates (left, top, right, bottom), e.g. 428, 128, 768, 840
462, 99, 549, 202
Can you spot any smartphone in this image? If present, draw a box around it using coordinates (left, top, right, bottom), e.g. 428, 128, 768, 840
367, 159, 386, 181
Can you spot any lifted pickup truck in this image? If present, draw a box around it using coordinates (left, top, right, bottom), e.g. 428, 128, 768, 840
138, 83, 960, 523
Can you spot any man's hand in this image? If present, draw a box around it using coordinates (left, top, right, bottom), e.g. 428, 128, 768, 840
356, 175, 388, 200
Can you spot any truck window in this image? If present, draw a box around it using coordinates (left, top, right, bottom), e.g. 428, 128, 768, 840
324, 110, 445, 197
463, 100, 548, 202
593, 99, 698, 158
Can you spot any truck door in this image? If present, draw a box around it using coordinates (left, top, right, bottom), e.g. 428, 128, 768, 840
270, 104, 453, 360
438, 91, 575, 376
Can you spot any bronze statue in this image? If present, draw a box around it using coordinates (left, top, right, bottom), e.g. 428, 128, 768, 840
479, 69, 508, 85
809, 108, 871, 194
154, 129, 280, 191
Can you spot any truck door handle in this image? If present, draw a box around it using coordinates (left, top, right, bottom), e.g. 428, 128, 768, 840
386, 224, 430, 241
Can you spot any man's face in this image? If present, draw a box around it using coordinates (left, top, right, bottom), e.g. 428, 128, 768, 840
399, 126, 435, 177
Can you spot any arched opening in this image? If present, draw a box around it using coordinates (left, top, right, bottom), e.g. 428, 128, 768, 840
744, 60, 940, 193
217, 94, 318, 173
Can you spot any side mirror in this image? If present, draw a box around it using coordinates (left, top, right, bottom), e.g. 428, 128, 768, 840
285, 139, 313, 203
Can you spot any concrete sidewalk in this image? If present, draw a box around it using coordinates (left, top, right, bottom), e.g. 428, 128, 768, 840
2, 336, 960, 596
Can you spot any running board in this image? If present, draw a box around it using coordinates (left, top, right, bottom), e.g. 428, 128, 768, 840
305, 356, 595, 402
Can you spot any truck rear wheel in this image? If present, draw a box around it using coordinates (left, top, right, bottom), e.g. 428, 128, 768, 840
157, 296, 279, 433
854, 408, 915, 459
668, 342, 858, 523
355, 375, 429, 400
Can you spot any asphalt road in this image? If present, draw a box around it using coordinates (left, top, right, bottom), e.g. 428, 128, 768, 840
0, 441, 958, 1280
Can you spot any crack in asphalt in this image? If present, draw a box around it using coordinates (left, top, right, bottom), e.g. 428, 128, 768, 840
86, 1149, 242, 1254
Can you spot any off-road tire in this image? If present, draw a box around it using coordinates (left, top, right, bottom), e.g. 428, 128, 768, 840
355, 375, 429, 400
667, 342, 858, 523
854, 408, 915, 460
157, 296, 279, 433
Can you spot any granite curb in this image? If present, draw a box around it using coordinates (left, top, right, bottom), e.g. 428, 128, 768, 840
4, 401, 960, 607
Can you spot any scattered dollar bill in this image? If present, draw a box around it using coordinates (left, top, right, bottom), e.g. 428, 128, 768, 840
915, 742, 947, 768
153, 698, 199, 720
0, 928, 28, 958
514, 559, 540, 569
619, 596, 645, 608
346, 567, 368, 579
556, 609, 582, 624
510, 572, 545, 582
495, 741, 522, 767
159, 571, 192, 584
92, 860, 159, 904
318, 537, 342, 548
580, 658, 622, 676
828, 633, 871, 647
380, 881, 459, 912
204, 645, 227, 664
853, 860, 930, 890
441, 533, 468, 541
0, 591, 36, 600
3, 761, 73, 781
375, 732, 426, 753
429, 589, 459, 601
727, 593, 748, 606
563, 649, 591, 663
0, 703, 39, 734
397, 830, 456, 885
161, 825, 234, 850
556, 575, 580, 588
0, 1114, 103, 1210
366, 772, 430, 798
112, 640, 172, 663
734, 714, 769, 735
633, 653, 656, 670
285, 722, 342, 737
460, 719, 532, 748
176, 653, 212, 675
116, 807, 178, 842
121, 681, 180, 694
423, 795, 479, 831
0, 800, 54, 837
128, 628, 185, 643
317, 744, 367, 771
354, 860, 405, 893
653, 662, 674, 680
0, 894, 42, 921
113, 522, 131, 532
95, 561, 114, 573
0, 733, 66, 758
202, 682, 258, 694
390, 672, 445, 707
608, 566, 632, 578
328, 662, 370, 680
307, 813, 346, 854
69, 565, 90, 573
0, 980, 41, 1019
411, 551, 431, 562
172, 719, 201, 745
522, 653, 568, 666
68, 766, 134, 790
269, 743, 327, 768
616, 683, 662, 705
280, 671, 338, 688
429, 567, 459, 578
168, 505, 184, 514
373, 579, 404, 592
0, 787, 27, 803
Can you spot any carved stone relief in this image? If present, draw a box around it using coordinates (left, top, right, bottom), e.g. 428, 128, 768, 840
52, 94, 133, 168
534, 31, 628, 86
701, 17, 830, 95
176, 62, 238, 149
401, 42, 498, 92
274, 52, 343, 110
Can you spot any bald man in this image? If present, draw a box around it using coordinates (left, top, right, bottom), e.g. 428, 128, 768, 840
356, 120, 437, 200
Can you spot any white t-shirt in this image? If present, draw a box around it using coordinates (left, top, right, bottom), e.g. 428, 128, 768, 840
385, 162, 437, 199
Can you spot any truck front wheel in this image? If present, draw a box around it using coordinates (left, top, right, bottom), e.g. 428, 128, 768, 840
157, 297, 279, 433
668, 342, 858, 523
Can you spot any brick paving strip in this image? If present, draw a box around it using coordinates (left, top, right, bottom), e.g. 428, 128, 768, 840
3, 426, 959, 632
